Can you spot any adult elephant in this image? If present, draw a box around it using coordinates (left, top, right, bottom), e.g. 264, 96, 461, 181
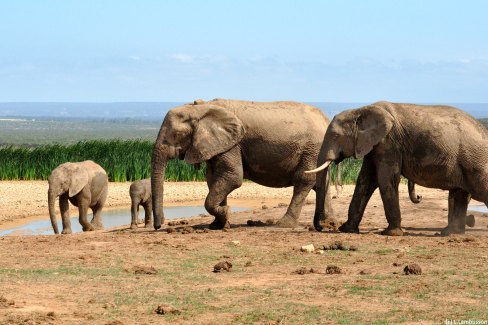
307, 101, 488, 236
151, 98, 336, 230
48, 160, 108, 234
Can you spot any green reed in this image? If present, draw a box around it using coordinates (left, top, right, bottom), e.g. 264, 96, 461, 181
0, 140, 361, 183
0, 140, 205, 182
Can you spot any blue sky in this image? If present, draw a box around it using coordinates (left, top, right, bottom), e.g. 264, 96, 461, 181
1, 0, 487, 102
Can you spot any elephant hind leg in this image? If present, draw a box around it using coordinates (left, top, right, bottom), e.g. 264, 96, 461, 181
142, 201, 153, 228
441, 189, 470, 236
59, 194, 72, 234
276, 181, 314, 228
90, 186, 107, 230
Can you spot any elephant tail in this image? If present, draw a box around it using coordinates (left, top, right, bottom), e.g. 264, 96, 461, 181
408, 180, 422, 204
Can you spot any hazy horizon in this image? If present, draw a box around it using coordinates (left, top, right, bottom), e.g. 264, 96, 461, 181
0, 101, 486, 119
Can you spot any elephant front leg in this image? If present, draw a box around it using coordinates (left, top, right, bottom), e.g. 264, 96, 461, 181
205, 149, 243, 230
59, 194, 72, 234
339, 157, 378, 234
441, 189, 469, 236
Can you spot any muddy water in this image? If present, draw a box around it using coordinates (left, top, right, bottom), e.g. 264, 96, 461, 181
468, 204, 488, 213
0, 206, 249, 236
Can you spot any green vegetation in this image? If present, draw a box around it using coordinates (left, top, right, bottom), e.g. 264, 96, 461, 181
480, 118, 488, 129
0, 139, 362, 183
0, 140, 205, 182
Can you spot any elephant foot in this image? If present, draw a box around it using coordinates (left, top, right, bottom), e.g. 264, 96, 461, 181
144, 222, 153, 229
338, 222, 360, 234
318, 217, 340, 231
61, 228, 72, 235
466, 215, 475, 228
440, 226, 465, 236
381, 227, 404, 236
275, 215, 298, 228
208, 218, 230, 230
130, 223, 138, 230
91, 221, 104, 230
82, 224, 95, 232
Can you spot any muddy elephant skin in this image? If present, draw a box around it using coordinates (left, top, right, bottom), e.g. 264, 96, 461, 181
309, 101, 488, 236
151, 98, 337, 230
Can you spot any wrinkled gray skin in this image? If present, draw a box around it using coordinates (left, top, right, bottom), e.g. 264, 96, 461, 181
48, 160, 108, 234
310, 101, 488, 236
151, 98, 335, 230
130, 178, 152, 229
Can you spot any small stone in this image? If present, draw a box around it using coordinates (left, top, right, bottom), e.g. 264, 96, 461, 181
301, 244, 315, 253
213, 261, 232, 273
245, 261, 253, 267
166, 228, 175, 233
359, 270, 371, 275
193, 99, 205, 105
403, 263, 422, 275
261, 205, 268, 210
325, 265, 342, 274
316, 249, 325, 255
231, 240, 240, 246
155, 304, 180, 315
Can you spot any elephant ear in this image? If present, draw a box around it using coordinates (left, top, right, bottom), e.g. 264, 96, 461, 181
184, 106, 245, 164
68, 165, 89, 197
354, 105, 394, 159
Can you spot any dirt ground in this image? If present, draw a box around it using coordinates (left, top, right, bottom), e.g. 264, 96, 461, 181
0, 181, 487, 324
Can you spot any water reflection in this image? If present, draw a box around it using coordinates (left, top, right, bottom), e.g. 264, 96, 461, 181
0, 206, 249, 236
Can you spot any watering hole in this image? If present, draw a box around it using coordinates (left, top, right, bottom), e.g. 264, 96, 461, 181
468, 204, 488, 213
0, 206, 250, 236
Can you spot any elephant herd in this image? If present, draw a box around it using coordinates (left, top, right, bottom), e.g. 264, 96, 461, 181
47, 99, 488, 236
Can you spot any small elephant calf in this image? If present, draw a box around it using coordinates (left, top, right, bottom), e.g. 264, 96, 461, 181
130, 178, 152, 229
48, 160, 108, 234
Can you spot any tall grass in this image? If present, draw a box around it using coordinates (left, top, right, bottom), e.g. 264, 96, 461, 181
0, 140, 361, 183
0, 140, 205, 182
330, 158, 362, 185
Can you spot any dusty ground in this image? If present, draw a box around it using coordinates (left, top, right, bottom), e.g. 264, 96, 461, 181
0, 181, 487, 324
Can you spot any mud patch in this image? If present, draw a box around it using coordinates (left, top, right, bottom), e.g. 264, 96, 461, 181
213, 261, 232, 273
404, 264, 422, 275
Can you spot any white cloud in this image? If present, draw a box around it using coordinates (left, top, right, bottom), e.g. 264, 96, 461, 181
171, 54, 196, 63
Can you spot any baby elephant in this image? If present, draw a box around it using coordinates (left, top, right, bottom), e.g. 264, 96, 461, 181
48, 160, 108, 234
130, 178, 152, 229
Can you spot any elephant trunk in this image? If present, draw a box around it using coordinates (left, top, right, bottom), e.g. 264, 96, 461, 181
151, 142, 173, 230
48, 189, 59, 234
313, 165, 331, 231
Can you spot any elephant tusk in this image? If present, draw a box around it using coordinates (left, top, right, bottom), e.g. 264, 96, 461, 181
305, 160, 331, 174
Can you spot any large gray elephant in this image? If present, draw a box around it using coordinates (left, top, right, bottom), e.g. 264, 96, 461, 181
48, 160, 108, 234
129, 178, 152, 229
151, 98, 336, 230
307, 101, 488, 236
